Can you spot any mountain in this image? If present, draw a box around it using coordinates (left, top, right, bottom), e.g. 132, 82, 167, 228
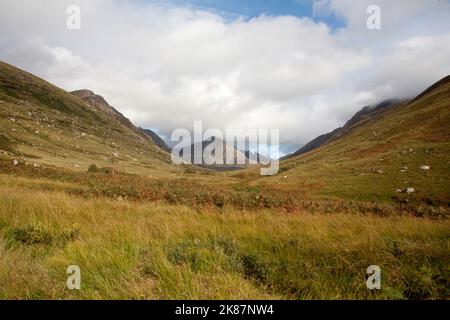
140, 128, 171, 153
71, 89, 171, 154
70, 89, 136, 130
0, 61, 178, 176
243, 150, 272, 164
268, 75, 450, 204
284, 99, 402, 159
172, 136, 272, 171
175, 137, 249, 171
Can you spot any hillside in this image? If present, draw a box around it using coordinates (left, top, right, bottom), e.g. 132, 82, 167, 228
256, 75, 450, 205
0, 61, 178, 177
140, 128, 171, 153
172, 137, 270, 171
284, 99, 402, 159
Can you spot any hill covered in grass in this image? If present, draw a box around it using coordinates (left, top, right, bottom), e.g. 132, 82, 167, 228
283, 99, 403, 159
241, 75, 450, 209
0, 61, 178, 177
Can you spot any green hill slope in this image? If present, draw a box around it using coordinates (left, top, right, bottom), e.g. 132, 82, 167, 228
0, 61, 177, 176
264, 75, 450, 206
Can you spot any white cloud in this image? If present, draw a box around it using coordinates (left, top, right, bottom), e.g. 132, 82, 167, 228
0, 0, 449, 155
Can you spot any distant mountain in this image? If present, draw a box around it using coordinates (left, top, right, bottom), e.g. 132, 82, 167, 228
140, 128, 171, 153
243, 150, 272, 164
283, 99, 403, 159
174, 137, 247, 171
174, 137, 270, 171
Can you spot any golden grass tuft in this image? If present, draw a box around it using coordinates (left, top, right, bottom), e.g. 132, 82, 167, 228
0, 174, 448, 299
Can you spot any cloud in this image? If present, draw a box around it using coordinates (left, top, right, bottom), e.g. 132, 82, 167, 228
0, 0, 449, 155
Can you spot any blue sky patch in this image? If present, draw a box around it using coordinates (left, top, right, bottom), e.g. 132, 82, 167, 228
148, 0, 345, 29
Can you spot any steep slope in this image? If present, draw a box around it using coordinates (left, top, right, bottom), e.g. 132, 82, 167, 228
71, 90, 172, 154
258, 75, 450, 205
284, 99, 402, 159
0, 61, 176, 176
71, 89, 136, 130
140, 128, 171, 153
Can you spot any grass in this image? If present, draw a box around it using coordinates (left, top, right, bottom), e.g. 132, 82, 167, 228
2, 162, 446, 217
0, 174, 448, 299
242, 76, 450, 207
0, 61, 449, 300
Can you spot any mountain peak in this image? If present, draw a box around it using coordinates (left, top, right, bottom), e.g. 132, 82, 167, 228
71, 89, 113, 112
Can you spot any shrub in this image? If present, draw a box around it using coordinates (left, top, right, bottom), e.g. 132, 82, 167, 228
8, 223, 80, 246
239, 252, 271, 283
88, 164, 99, 173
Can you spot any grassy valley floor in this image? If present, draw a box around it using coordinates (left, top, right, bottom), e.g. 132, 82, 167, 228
0, 173, 448, 299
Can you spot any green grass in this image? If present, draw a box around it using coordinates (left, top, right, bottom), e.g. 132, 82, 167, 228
0, 175, 448, 299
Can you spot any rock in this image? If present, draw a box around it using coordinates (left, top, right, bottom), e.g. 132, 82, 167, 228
33, 163, 39, 167
408, 148, 413, 153
283, 176, 287, 178
112, 152, 119, 158
395, 189, 403, 193
400, 166, 408, 172
74, 164, 80, 168
12, 159, 19, 166
406, 188, 415, 193
420, 165, 430, 170
81, 132, 87, 137
376, 169, 384, 174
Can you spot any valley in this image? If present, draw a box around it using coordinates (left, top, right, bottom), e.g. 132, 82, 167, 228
0, 61, 449, 299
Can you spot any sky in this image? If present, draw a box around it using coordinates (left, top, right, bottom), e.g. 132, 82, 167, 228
0, 0, 450, 156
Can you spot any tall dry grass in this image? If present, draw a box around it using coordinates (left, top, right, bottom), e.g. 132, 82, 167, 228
0, 174, 448, 299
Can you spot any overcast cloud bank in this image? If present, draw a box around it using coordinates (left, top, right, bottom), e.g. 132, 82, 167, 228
1, 0, 449, 155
